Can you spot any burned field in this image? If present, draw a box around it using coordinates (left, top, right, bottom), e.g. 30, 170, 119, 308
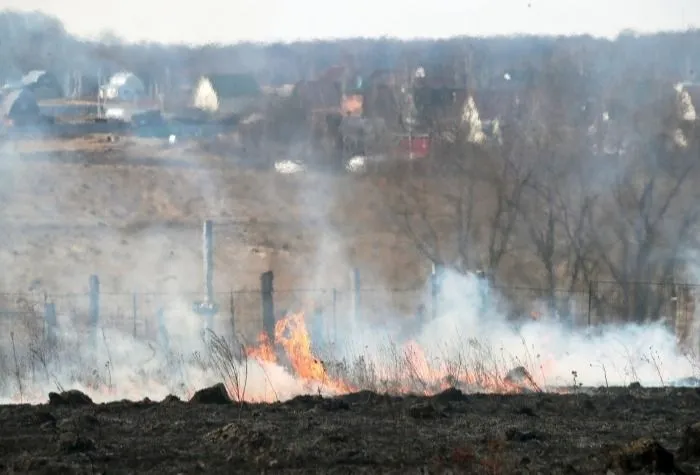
2, 385, 700, 474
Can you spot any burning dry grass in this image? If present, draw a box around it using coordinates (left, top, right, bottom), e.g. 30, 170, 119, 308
1, 301, 697, 406
0, 311, 542, 404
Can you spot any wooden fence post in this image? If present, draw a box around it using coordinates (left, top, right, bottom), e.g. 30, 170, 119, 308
88, 275, 100, 345
203, 220, 214, 305
587, 280, 596, 326
261, 271, 275, 344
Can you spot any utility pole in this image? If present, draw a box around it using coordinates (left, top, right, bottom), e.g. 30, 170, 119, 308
402, 61, 416, 161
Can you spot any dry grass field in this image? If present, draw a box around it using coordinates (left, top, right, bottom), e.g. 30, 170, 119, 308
0, 135, 428, 338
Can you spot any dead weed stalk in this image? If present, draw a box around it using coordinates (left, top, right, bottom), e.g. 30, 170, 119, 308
207, 330, 249, 402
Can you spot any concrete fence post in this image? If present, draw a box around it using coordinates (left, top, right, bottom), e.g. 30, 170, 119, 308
332, 288, 338, 344
203, 220, 214, 305
192, 219, 218, 338
132, 292, 138, 338
229, 290, 236, 337
261, 271, 275, 344
430, 263, 443, 321
88, 274, 100, 345
351, 268, 361, 325
44, 299, 57, 345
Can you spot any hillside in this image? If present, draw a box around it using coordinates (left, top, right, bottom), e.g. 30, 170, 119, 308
0, 136, 429, 338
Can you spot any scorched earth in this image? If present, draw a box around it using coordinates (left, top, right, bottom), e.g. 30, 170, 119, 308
3, 385, 700, 474
3, 293, 700, 473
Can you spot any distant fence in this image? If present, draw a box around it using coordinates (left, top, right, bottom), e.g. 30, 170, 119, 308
0, 271, 696, 349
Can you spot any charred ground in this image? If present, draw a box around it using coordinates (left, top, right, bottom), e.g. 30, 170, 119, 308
3, 385, 700, 474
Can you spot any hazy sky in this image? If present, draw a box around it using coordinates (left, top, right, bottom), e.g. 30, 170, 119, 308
2, 0, 699, 45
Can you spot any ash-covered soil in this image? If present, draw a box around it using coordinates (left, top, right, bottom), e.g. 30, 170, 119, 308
3, 384, 700, 474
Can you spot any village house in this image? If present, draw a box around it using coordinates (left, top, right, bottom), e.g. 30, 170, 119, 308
19, 70, 64, 100
65, 73, 100, 100
1, 88, 40, 125
100, 72, 146, 102
674, 81, 700, 122
293, 77, 342, 114
2, 70, 64, 101
292, 65, 365, 117
362, 69, 402, 129
342, 93, 363, 117
192, 73, 262, 117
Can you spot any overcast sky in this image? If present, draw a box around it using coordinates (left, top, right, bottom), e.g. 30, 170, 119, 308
1, 0, 699, 45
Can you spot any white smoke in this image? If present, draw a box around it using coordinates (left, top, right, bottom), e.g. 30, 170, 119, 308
411, 270, 697, 388
0, 267, 697, 405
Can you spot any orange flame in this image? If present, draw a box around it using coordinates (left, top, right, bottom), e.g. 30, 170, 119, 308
246, 332, 277, 363
245, 311, 353, 394
10, 310, 556, 404
242, 311, 545, 397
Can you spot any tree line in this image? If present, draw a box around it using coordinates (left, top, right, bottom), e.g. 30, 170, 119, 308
380, 49, 700, 324
3, 10, 700, 325
1, 10, 699, 91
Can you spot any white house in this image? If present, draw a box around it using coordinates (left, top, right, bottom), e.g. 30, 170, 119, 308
192, 74, 261, 117
670, 82, 700, 149
674, 82, 700, 122
100, 72, 146, 102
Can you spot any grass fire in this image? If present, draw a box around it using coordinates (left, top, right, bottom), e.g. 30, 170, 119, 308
4, 7, 700, 473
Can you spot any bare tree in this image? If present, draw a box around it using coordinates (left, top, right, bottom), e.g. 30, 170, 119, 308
509, 49, 600, 308
587, 86, 700, 322
381, 115, 533, 279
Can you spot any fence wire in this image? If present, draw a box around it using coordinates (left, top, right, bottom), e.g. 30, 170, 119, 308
0, 280, 695, 346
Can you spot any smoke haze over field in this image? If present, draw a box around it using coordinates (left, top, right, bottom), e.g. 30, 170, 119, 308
1, 4, 700, 406
0, 269, 696, 405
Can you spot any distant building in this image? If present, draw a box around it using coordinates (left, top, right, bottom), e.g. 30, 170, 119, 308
192, 73, 262, 117
342, 94, 363, 117
292, 65, 360, 115
362, 70, 402, 130
674, 81, 700, 122
2, 70, 63, 101
0, 89, 41, 125
100, 72, 146, 102
66, 74, 100, 99
261, 84, 295, 97
293, 78, 342, 113
21, 70, 64, 100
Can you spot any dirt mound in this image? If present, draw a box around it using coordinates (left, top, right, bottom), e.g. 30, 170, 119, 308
189, 383, 232, 404
606, 438, 678, 473
504, 366, 541, 392
48, 389, 93, 406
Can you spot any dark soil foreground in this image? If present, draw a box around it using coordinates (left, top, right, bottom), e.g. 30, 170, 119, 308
2, 384, 700, 474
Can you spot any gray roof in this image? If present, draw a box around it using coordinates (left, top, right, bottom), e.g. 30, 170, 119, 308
21, 70, 47, 85
205, 74, 261, 98
108, 71, 144, 88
